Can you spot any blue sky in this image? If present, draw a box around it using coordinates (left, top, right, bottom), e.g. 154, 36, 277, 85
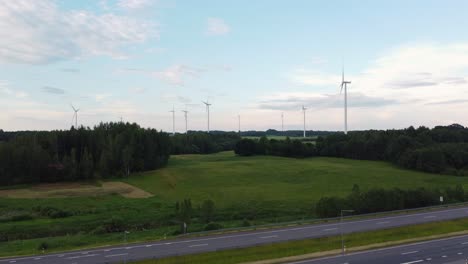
2, 0, 468, 132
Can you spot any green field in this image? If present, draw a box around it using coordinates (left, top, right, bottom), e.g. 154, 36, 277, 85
2, 151, 468, 257
125, 151, 468, 208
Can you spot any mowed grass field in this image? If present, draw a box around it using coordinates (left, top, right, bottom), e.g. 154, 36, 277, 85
125, 151, 468, 208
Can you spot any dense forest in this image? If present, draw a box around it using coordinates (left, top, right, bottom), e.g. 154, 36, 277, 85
240, 129, 336, 138
0, 123, 171, 185
171, 132, 240, 154
236, 124, 468, 176
235, 137, 316, 157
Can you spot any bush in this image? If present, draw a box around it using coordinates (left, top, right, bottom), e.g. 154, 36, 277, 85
242, 219, 251, 227
37, 241, 49, 251
204, 222, 223, 231
103, 216, 126, 233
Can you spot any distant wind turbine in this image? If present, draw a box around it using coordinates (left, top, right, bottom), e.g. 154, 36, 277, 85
238, 114, 241, 134
169, 106, 175, 136
202, 99, 212, 133
70, 104, 79, 128
340, 65, 351, 135
302, 105, 307, 138
182, 109, 188, 134
281, 112, 284, 134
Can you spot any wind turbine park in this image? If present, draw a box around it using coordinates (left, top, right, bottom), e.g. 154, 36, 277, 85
2, 1, 468, 264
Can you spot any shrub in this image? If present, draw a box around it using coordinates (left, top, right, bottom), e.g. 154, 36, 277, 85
204, 222, 223, 231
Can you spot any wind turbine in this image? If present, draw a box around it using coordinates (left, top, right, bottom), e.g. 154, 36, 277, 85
169, 106, 175, 136
302, 105, 307, 138
281, 112, 284, 134
182, 109, 188, 134
238, 114, 241, 134
70, 104, 79, 128
202, 99, 212, 133
340, 65, 351, 135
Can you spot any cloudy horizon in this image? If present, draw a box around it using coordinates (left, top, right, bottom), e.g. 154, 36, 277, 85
1, 0, 468, 132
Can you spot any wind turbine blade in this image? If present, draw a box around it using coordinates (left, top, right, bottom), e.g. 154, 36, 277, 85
340, 83, 344, 94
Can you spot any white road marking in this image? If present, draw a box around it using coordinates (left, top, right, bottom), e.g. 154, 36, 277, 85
401, 250, 419, 255
9, 261, 16, 263
33, 258, 41, 260
188, 243, 208, 248
323, 228, 338, 231
376, 221, 390, 225
400, 260, 423, 264
462, 242, 468, 245
66, 254, 99, 259
458, 252, 463, 255
105, 253, 128, 258
125, 247, 132, 249
260, 235, 278, 239
424, 215, 436, 219
442, 255, 447, 257
426, 258, 432, 260
104, 249, 112, 252
146, 245, 152, 247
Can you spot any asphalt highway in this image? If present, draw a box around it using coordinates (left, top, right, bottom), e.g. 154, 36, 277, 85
290, 234, 468, 264
2, 206, 468, 264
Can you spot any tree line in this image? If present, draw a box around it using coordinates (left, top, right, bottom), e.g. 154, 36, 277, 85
236, 124, 468, 176
240, 129, 336, 138
0, 122, 171, 185
170, 132, 240, 154
316, 184, 466, 218
235, 137, 316, 157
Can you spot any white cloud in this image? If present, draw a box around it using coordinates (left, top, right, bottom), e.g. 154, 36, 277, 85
152, 65, 203, 86
206, 18, 230, 36
118, 0, 153, 10
0, 0, 156, 64
129, 87, 147, 94
289, 70, 340, 86
0, 81, 28, 98
266, 43, 468, 130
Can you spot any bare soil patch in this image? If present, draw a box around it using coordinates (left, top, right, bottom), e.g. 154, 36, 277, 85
0, 182, 153, 198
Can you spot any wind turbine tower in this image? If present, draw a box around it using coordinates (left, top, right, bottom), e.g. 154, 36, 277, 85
169, 106, 175, 136
182, 109, 188, 134
340, 66, 351, 135
202, 100, 212, 133
281, 112, 284, 134
302, 105, 307, 138
71, 104, 79, 128
238, 114, 241, 134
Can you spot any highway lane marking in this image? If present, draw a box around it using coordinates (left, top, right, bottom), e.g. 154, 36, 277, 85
401, 250, 419, 255
288, 233, 468, 263
400, 260, 423, 264
146, 245, 152, 247
426, 258, 431, 260
376, 221, 390, 225
9, 261, 15, 263
188, 243, 208, 248
105, 253, 128, 258
260, 235, 278, 239
323, 228, 338, 231
33, 258, 41, 260
462, 242, 468, 244
424, 215, 436, 219
66, 254, 99, 259
458, 252, 463, 255
442, 255, 447, 258
2, 206, 468, 263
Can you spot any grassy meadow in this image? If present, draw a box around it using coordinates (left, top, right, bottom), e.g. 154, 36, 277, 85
125, 151, 468, 207
2, 151, 468, 256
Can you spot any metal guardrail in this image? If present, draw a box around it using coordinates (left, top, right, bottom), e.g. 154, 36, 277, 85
178, 201, 468, 238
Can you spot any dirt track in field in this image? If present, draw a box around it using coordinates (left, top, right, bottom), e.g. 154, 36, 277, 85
0, 181, 153, 198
